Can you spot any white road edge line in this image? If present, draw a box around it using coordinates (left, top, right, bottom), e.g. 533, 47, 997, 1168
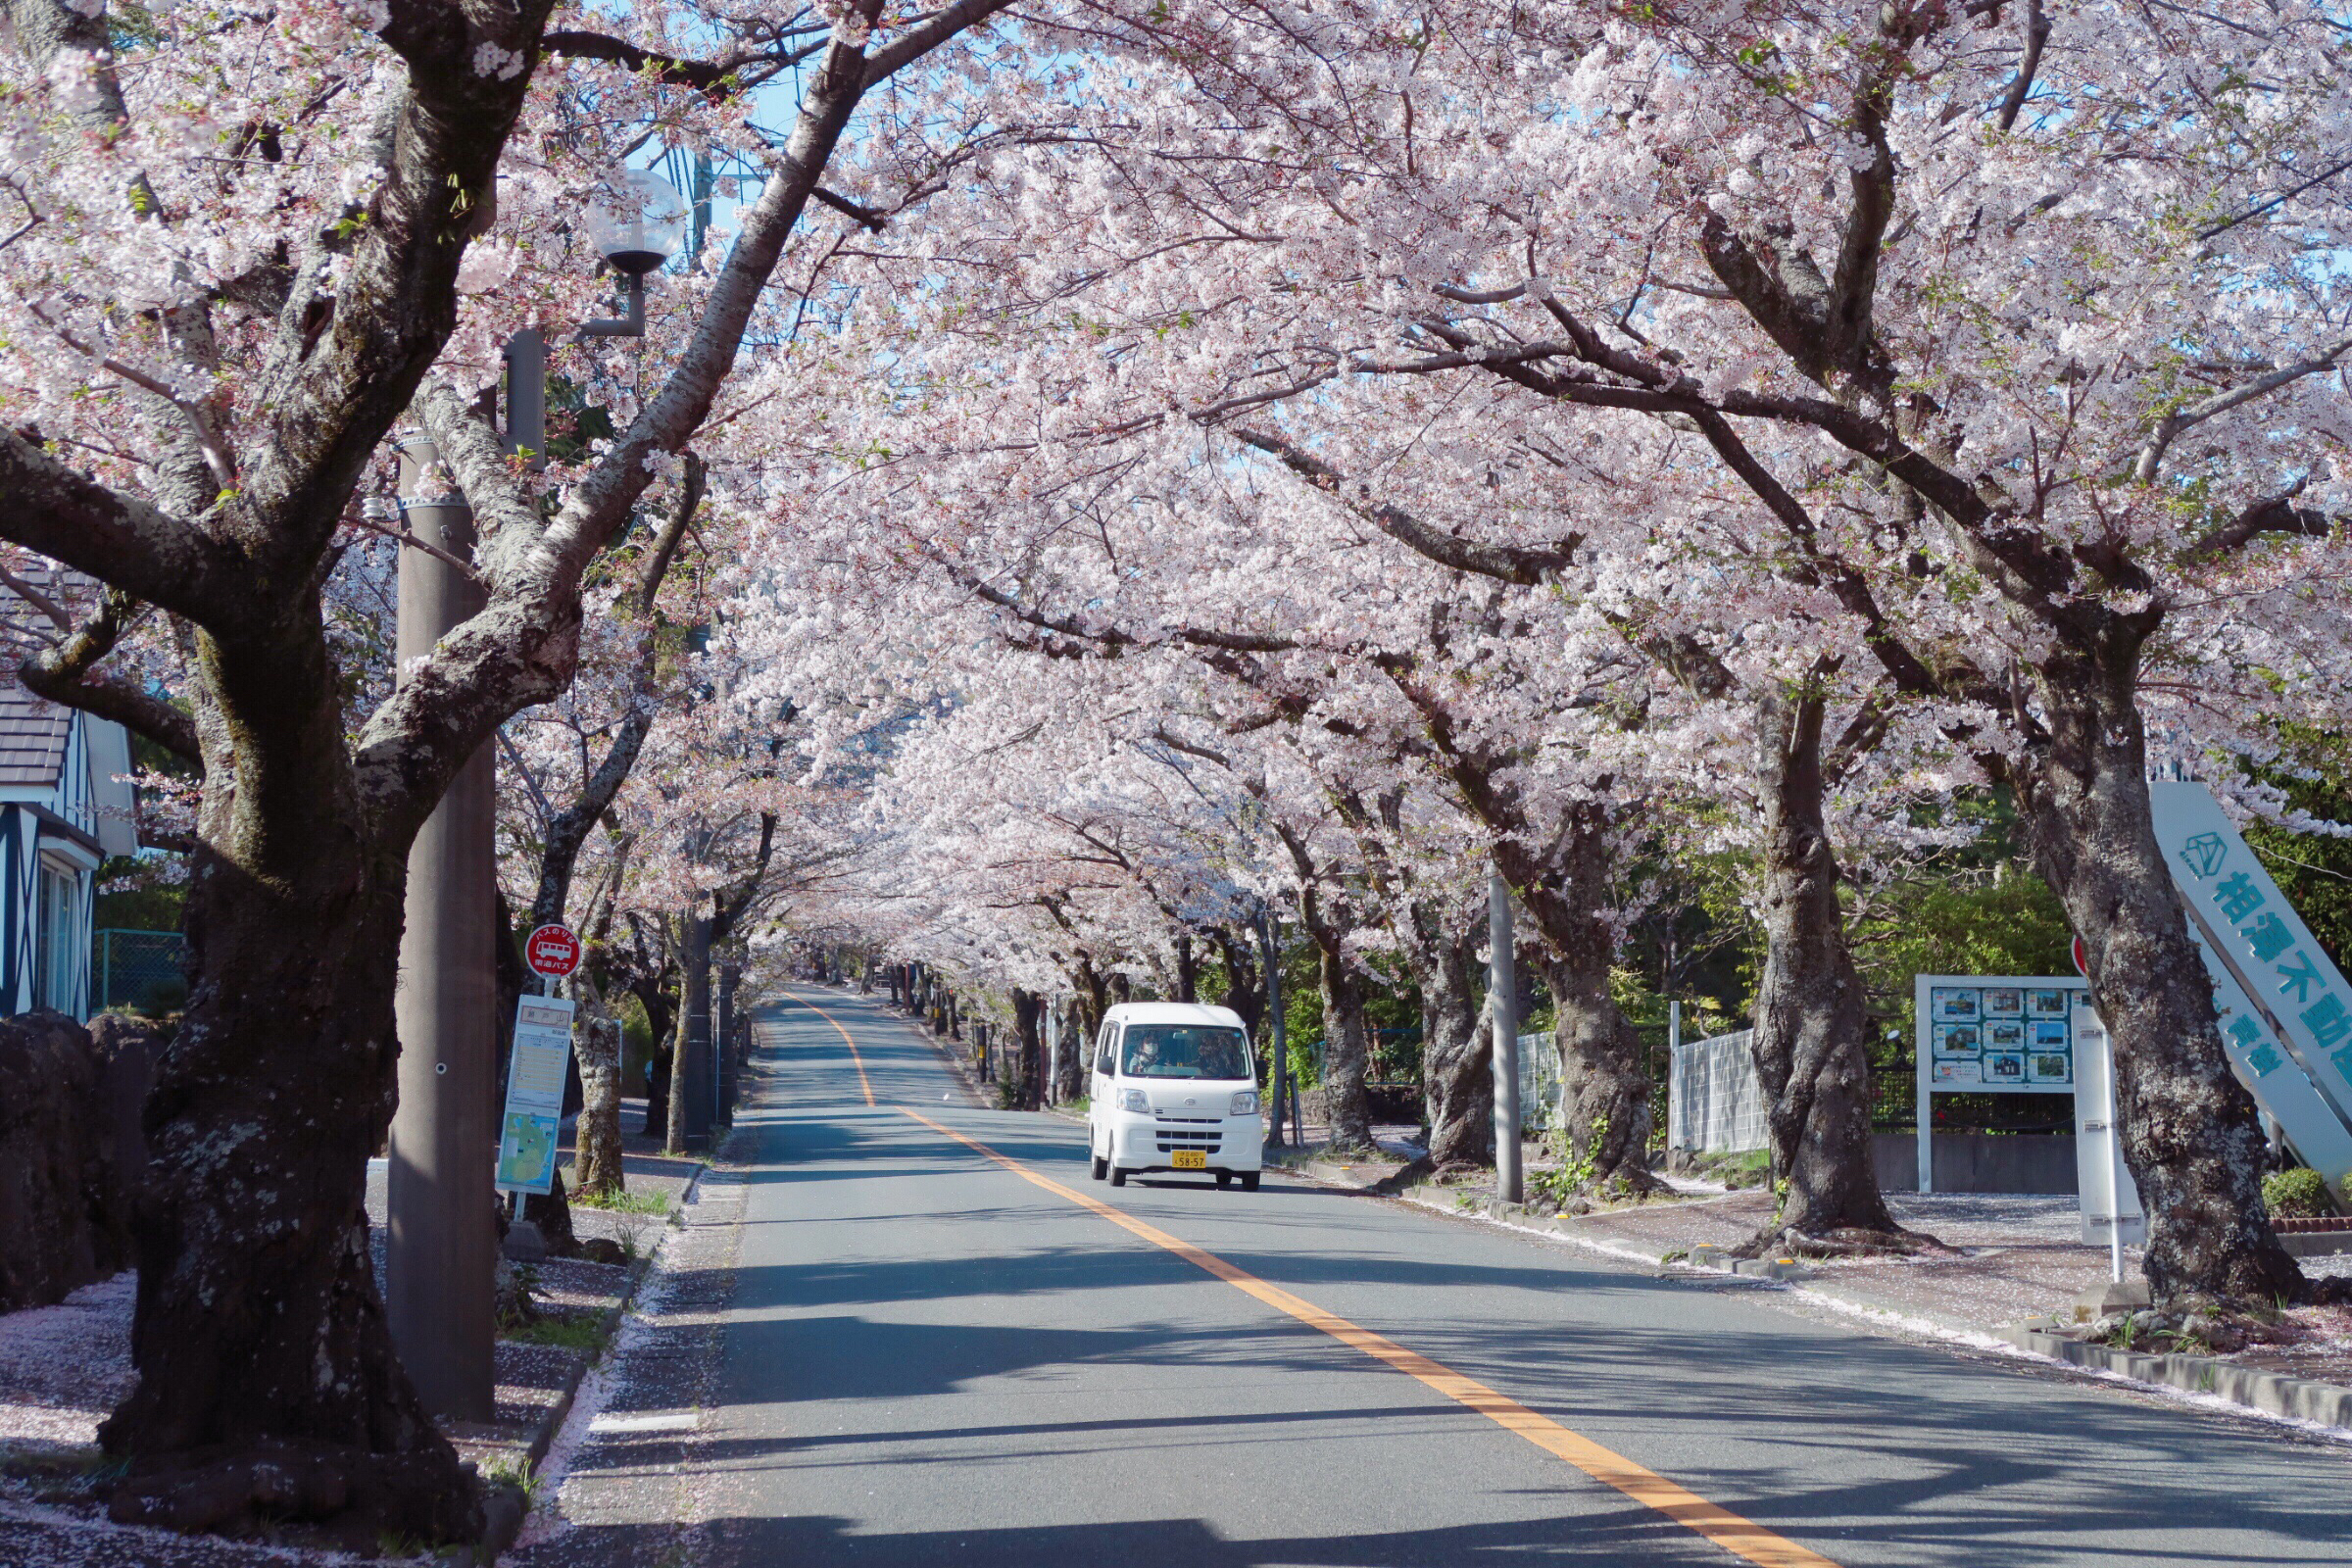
587, 1410, 700, 1434
1392, 1190, 2352, 1447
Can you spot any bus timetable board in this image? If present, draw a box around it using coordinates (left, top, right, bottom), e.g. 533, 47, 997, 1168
496, 994, 576, 1196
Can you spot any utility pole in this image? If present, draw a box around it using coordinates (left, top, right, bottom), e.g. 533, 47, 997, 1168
385, 438, 495, 1422
1491, 869, 1522, 1203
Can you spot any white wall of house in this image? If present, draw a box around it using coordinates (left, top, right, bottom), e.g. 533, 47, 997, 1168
0, 710, 139, 1021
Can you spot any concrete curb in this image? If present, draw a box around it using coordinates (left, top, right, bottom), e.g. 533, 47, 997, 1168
474, 1151, 723, 1564
1294, 1160, 1783, 1266
1998, 1324, 2352, 1427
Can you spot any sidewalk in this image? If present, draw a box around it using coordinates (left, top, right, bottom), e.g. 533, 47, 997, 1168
1289, 1144, 2352, 1438
0, 1107, 713, 1565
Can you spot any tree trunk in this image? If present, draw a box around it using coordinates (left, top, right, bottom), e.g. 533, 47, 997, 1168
1209, 928, 1266, 1045
1174, 934, 1197, 1003
99, 622, 478, 1544
1510, 803, 1658, 1195
1746, 686, 1910, 1254
636, 974, 676, 1137
572, 975, 626, 1199
1056, 994, 1091, 1102
2019, 645, 2301, 1307
1313, 941, 1377, 1153
1419, 904, 1492, 1169
1010, 990, 1044, 1109
525, 1168, 579, 1258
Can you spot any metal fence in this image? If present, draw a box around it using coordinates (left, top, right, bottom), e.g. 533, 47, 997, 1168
94, 928, 187, 1015
1668, 1028, 1766, 1153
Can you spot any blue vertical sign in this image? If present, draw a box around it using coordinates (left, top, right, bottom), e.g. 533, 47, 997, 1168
2148, 782, 2352, 1199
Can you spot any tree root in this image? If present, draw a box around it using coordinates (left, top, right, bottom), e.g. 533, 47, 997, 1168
1369, 1154, 1436, 1196
105, 1441, 483, 1548
1738, 1223, 1952, 1260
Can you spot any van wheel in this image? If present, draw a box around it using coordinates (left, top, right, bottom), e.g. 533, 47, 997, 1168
1241, 1171, 1260, 1193
1091, 1152, 1108, 1181
1215, 1172, 1233, 1188
1109, 1166, 1128, 1188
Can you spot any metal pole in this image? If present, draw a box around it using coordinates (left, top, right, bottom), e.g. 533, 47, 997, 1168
1666, 999, 1682, 1151
1046, 1004, 1059, 1105
1491, 869, 1522, 1203
1260, 908, 1287, 1149
2105, 1037, 2125, 1285
504, 330, 546, 466
716, 957, 739, 1122
386, 436, 496, 1422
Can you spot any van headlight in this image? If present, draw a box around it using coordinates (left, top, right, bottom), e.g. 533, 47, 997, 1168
1116, 1088, 1151, 1113
1230, 1091, 1259, 1115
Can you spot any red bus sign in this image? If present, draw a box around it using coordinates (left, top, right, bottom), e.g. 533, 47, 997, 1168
525, 924, 583, 978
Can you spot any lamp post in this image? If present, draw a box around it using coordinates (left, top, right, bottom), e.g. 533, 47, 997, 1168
504, 168, 687, 462
385, 168, 684, 1418
386, 437, 498, 1422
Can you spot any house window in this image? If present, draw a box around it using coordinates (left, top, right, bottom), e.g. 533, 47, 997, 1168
36, 861, 79, 1016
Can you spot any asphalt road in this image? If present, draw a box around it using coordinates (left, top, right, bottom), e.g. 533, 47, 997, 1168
678, 989, 2352, 1567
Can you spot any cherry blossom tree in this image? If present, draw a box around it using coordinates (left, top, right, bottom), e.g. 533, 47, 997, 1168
0, 0, 1099, 1536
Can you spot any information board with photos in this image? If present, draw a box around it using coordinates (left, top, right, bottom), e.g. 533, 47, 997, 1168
1918, 976, 2084, 1091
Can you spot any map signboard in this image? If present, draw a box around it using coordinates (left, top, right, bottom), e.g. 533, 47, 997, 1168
495, 994, 576, 1196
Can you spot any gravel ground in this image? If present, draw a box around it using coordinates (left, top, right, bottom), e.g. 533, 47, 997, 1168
0, 1107, 705, 1564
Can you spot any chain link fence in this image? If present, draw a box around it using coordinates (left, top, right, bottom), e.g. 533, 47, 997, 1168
1667, 1028, 1766, 1153
94, 928, 188, 1016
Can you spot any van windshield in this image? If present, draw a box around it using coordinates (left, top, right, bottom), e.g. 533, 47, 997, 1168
1119, 1024, 1252, 1081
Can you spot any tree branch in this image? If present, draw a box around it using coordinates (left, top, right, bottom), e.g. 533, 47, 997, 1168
2132, 338, 2352, 482
540, 28, 823, 95
1993, 0, 2049, 131
1228, 426, 1579, 585
0, 430, 238, 624
2183, 483, 2333, 561
17, 587, 201, 763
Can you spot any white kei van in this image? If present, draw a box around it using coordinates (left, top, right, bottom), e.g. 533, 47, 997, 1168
1087, 1002, 1264, 1190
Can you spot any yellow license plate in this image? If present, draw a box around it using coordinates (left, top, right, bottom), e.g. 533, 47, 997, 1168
1171, 1150, 1207, 1170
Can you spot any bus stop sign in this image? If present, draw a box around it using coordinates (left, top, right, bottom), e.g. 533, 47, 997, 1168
525, 924, 582, 978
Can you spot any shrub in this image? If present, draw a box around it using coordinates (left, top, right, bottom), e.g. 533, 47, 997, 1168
2264, 1167, 2333, 1219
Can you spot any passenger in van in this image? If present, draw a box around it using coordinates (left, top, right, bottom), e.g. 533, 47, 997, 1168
1122, 1026, 1250, 1080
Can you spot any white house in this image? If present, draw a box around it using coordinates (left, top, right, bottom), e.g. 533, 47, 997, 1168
0, 685, 139, 1020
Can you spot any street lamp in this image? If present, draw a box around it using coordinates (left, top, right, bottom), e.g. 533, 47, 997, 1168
583, 168, 690, 326
385, 166, 684, 1420
506, 167, 686, 460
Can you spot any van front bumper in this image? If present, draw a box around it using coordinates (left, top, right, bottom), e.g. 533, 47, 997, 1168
1107, 1113, 1264, 1173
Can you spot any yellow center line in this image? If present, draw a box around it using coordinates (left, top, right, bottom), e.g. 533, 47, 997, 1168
899, 1105, 1840, 1568
782, 991, 875, 1107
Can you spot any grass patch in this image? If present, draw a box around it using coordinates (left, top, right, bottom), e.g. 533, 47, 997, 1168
481, 1453, 549, 1507
503, 1309, 612, 1356
571, 1186, 672, 1215
1682, 1148, 1772, 1190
